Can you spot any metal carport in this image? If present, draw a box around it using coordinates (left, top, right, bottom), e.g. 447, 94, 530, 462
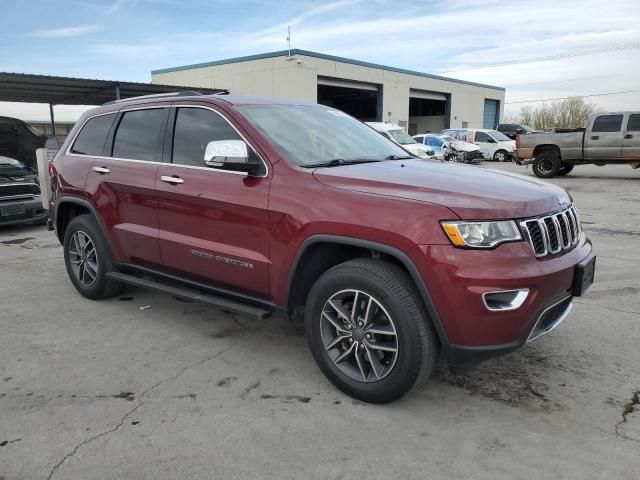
0, 72, 227, 136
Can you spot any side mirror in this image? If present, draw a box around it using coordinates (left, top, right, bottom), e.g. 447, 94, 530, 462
487, 138, 497, 143
516, 128, 524, 134
204, 140, 258, 175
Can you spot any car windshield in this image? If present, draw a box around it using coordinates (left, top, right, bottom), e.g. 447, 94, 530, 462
488, 130, 512, 141
387, 129, 417, 145
236, 105, 409, 166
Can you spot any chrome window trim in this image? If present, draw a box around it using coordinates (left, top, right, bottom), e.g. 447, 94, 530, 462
64, 104, 269, 178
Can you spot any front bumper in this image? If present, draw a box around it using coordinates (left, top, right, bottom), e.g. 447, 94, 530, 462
0, 197, 48, 227
416, 236, 593, 367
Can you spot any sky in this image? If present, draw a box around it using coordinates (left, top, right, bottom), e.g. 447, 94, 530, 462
1, 0, 639, 122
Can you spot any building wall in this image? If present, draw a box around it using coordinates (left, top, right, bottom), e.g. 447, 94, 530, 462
152, 54, 505, 130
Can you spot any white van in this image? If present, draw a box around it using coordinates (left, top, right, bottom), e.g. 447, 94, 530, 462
367, 122, 435, 159
441, 128, 516, 162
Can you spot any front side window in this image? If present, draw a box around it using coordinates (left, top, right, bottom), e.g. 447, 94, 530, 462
414, 135, 424, 144
626, 114, 640, 132
112, 108, 167, 161
475, 131, 491, 143
171, 107, 263, 172
236, 105, 409, 166
592, 115, 623, 133
71, 113, 116, 156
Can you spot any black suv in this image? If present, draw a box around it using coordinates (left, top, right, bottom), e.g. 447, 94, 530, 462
497, 123, 536, 140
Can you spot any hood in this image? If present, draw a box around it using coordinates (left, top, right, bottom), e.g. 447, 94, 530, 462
449, 140, 480, 153
312, 160, 570, 220
402, 143, 429, 157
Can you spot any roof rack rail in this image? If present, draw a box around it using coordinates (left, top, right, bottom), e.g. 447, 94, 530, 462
103, 91, 206, 105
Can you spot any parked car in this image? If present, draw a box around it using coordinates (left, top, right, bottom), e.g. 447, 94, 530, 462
0, 116, 47, 170
442, 128, 516, 162
497, 123, 537, 140
50, 94, 595, 403
0, 155, 47, 227
413, 133, 484, 163
366, 122, 436, 159
516, 112, 640, 178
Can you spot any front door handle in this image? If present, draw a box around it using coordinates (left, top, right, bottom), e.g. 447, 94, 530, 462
161, 175, 184, 185
625, 134, 633, 139
590, 136, 599, 140
92, 166, 110, 174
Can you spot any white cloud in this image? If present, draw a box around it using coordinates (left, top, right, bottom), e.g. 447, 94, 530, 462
27, 24, 102, 38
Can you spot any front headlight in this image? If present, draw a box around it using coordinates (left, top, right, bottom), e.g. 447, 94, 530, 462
441, 220, 522, 248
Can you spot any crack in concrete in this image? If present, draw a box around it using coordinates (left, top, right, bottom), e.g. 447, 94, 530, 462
573, 301, 639, 317
615, 390, 640, 443
45, 340, 240, 480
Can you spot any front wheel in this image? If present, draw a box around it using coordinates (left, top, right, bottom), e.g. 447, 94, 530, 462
304, 259, 438, 403
493, 150, 508, 162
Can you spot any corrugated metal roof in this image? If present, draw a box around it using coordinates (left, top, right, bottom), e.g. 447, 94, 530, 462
151, 49, 505, 92
0, 72, 227, 105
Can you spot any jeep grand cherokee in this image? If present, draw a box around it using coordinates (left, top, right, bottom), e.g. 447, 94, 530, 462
50, 93, 595, 403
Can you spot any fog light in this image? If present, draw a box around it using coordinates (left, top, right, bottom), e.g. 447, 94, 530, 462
482, 289, 529, 311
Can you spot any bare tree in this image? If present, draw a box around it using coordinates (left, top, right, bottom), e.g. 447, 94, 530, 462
510, 97, 602, 130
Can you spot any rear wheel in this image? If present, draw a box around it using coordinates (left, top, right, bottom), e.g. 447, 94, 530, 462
493, 150, 508, 162
304, 258, 438, 403
558, 164, 574, 176
532, 152, 561, 178
63, 215, 121, 300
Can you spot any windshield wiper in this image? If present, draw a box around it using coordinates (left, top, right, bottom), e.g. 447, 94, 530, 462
302, 158, 382, 168
385, 154, 414, 160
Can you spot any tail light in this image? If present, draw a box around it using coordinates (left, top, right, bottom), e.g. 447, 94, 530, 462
48, 161, 56, 177
515, 134, 520, 149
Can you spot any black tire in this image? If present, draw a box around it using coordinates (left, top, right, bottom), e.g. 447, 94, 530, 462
493, 150, 508, 162
558, 164, 574, 176
63, 214, 121, 300
304, 258, 438, 403
532, 151, 561, 178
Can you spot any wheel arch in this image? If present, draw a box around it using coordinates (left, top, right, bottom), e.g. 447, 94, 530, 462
533, 144, 562, 160
285, 234, 450, 349
54, 196, 103, 243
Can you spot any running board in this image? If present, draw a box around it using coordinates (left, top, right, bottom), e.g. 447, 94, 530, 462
106, 272, 272, 319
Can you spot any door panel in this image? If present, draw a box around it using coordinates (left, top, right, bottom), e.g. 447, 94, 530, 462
156, 166, 271, 297
623, 113, 640, 159
155, 105, 271, 298
585, 114, 624, 160
85, 158, 162, 266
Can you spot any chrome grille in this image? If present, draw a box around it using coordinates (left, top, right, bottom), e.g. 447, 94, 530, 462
520, 206, 582, 258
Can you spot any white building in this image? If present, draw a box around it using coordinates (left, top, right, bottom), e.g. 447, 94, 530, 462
151, 49, 505, 134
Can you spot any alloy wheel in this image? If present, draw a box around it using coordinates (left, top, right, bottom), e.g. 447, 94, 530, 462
320, 289, 398, 382
68, 230, 99, 287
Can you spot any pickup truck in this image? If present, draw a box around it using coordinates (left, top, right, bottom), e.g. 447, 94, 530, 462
516, 112, 640, 178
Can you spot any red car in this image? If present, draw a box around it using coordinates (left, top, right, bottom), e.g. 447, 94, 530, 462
50, 93, 595, 403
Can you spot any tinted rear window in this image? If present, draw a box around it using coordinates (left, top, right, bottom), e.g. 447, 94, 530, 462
71, 114, 116, 155
592, 115, 623, 133
112, 109, 167, 161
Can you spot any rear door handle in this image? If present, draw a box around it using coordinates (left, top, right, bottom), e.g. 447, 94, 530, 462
92, 166, 110, 174
624, 134, 633, 139
161, 175, 184, 185
590, 136, 599, 140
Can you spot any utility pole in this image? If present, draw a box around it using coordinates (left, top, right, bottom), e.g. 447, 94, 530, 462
287, 25, 291, 59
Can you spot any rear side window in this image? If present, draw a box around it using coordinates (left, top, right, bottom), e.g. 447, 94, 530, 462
71, 114, 116, 155
592, 115, 623, 133
627, 114, 640, 132
112, 108, 167, 161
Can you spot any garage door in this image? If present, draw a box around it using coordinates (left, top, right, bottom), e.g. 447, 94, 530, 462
483, 99, 499, 129
317, 77, 380, 121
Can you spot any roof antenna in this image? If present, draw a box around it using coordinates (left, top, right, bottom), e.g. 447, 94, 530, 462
286, 25, 291, 59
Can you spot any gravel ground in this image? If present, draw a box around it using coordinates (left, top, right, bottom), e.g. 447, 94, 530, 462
1, 162, 638, 480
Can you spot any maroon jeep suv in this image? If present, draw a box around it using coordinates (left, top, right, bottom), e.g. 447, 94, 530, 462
50, 93, 595, 403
